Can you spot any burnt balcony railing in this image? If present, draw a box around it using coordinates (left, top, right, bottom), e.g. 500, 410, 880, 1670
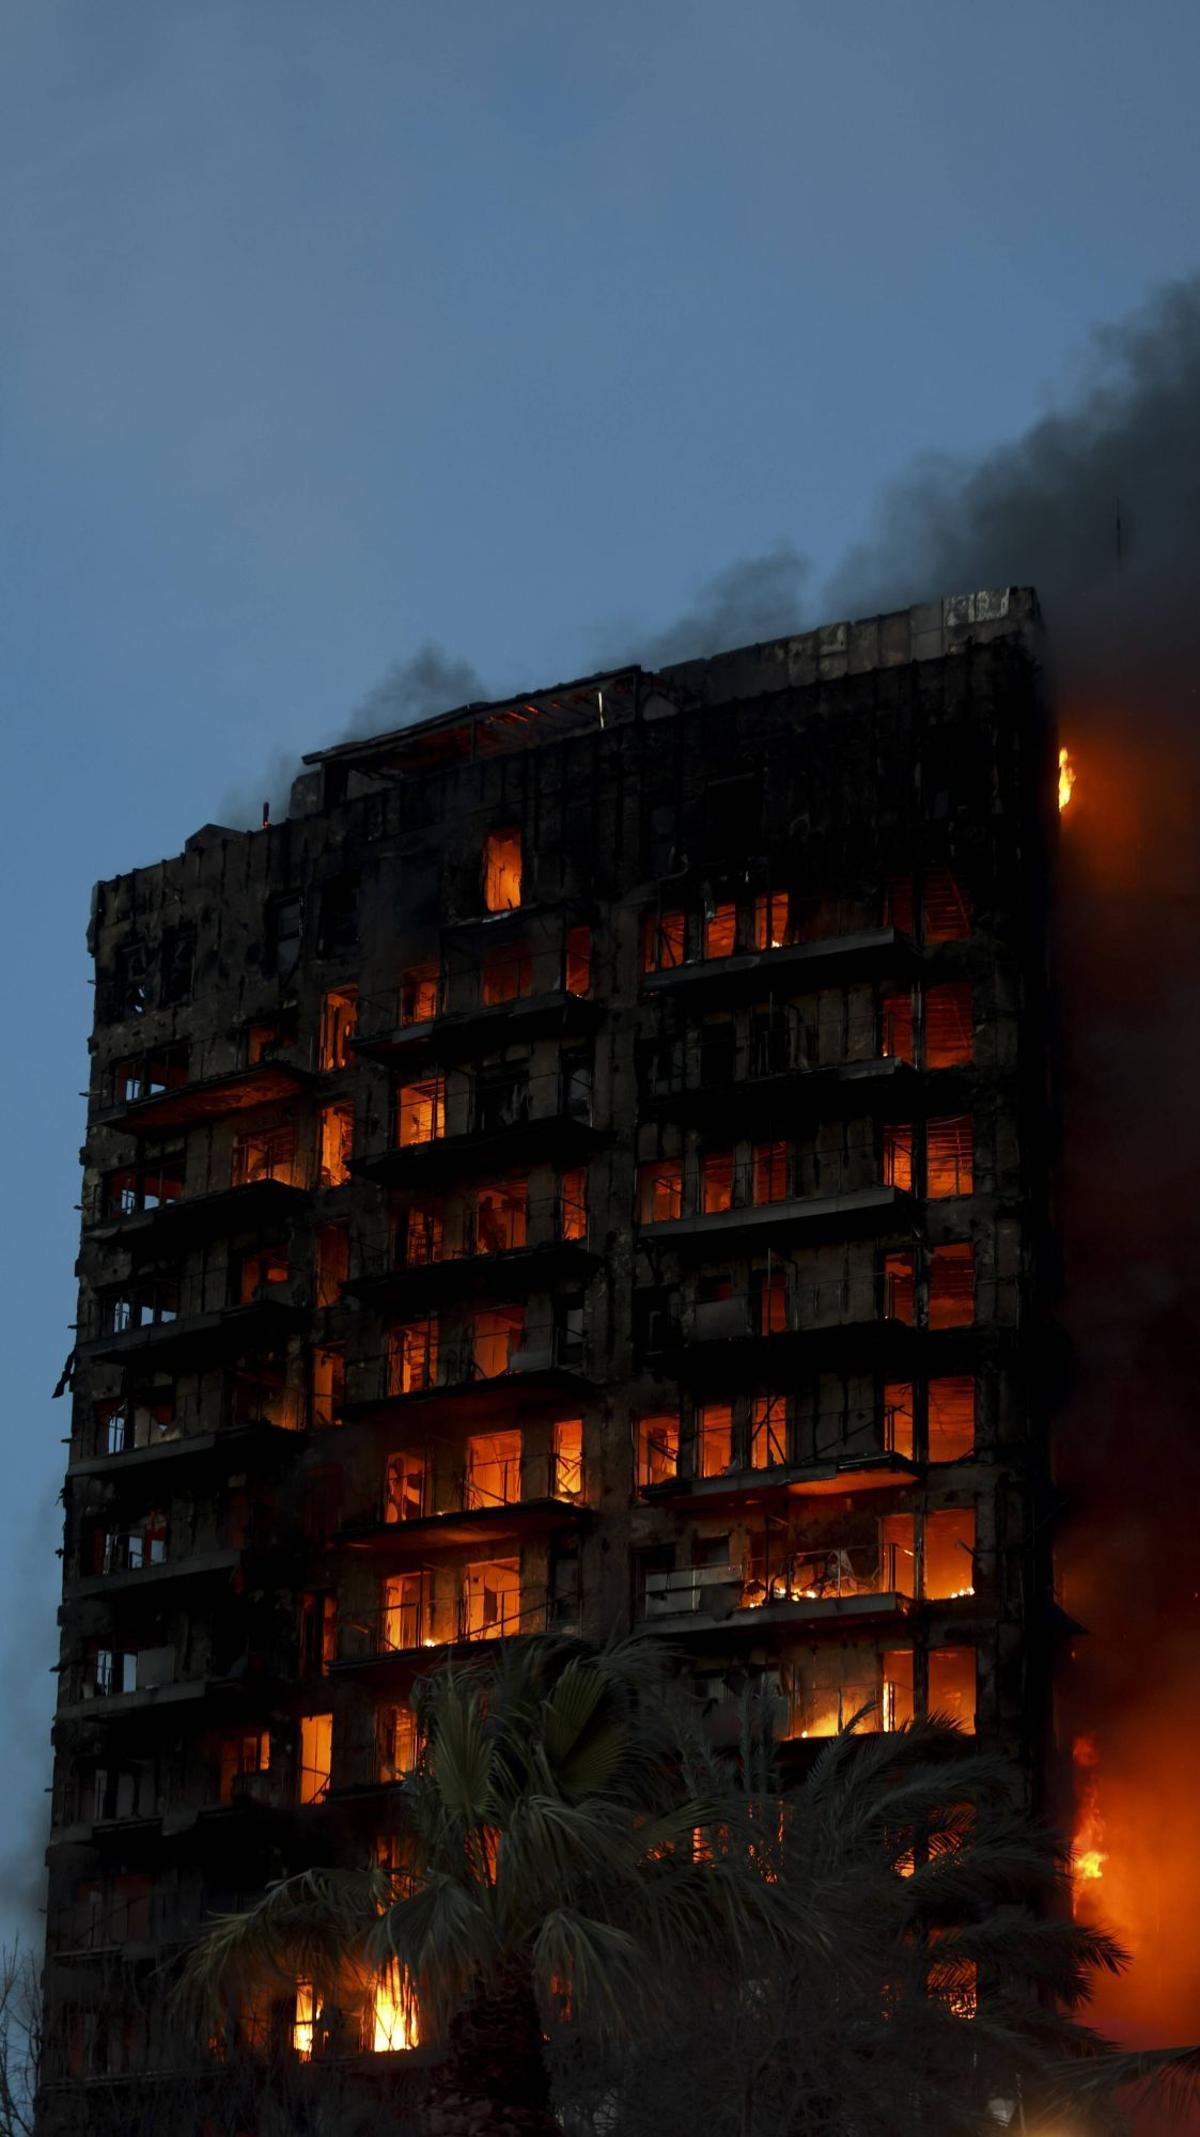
641, 1541, 913, 1628
637, 1146, 909, 1247
341, 1452, 586, 1541
93, 1031, 322, 1135
336, 1586, 553, 1666
640, 1007, 910, 1105
78, 1268, 306, 1365
352, 962, 598, 1065
741, 1540, 915, 1611
346, 1326, 591, 1413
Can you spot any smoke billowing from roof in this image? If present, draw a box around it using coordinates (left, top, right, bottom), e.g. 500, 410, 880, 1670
823, 274, 1200, 2048
824, 275, 1200, 691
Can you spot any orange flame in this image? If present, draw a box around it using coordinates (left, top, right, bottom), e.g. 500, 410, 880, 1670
1071, 1734, 1107, 1900
1058, 745, 1076, 812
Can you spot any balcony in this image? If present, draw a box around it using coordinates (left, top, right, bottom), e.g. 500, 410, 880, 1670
83, 1173, 310, 1247
345, 1192, 598, 1307
355, 1085, 604, 1188
640, 1444, 918, 1513
338, 1453, 588, 1554
639, 1002, 919, 1129
95, 1040, 319, 1137
641, 924, 916, 1004
644, 1274, 961, 1386
78, 1271, 307, 1369
69, 1412, 300, 1481
641, 1541, 913, 1636
65, 1542, 240, 1601
636, 1153, 905, 1248
334, 1585, 554, 1674
344, 1330, 596, 1424
352, 980, 602, 1068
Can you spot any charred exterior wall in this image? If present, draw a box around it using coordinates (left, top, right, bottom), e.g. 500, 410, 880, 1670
38, 589, 1057, 2129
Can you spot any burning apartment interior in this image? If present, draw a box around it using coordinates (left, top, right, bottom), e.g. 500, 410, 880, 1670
42, 586, 1071, 2126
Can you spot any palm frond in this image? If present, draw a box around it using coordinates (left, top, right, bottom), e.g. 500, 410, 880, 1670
179, 1868, 383, 2019
532, 1909, 644, 2036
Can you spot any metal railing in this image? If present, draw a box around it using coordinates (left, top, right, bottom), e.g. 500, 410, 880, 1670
337, 1587, 552, 1664
94, 1028, 324, 1113
346, 1451, 585, 1532
349, 1325, 587, 1406
742, 1540, 915, 1610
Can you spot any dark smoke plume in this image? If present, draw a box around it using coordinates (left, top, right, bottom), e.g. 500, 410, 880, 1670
341, 641, 487, 743
829, 274, 1200, 2051
621, 540, 810, 667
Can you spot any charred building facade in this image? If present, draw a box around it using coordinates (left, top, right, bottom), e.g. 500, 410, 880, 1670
41, 589, 1058, 2126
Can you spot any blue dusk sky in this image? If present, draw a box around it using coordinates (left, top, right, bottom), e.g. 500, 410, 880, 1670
3, 0, 1199, 1936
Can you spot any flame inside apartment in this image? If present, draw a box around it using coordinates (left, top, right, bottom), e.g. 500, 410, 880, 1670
39, 585, 1196, 2129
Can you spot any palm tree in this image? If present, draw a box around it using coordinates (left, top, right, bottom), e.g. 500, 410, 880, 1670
185, 1636, 1190, 2137
187, 1634, 813, 2136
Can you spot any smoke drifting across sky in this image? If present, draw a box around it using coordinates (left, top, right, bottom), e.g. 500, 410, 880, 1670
827, 274, 1200, 2050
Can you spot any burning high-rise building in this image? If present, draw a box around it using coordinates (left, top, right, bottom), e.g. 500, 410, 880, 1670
39, 588, 1068, 2130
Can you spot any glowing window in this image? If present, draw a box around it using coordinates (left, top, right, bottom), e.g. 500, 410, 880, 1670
398, 1078, 444, 1147
553, 1418, 584, 1500
483, 829, 523, 912
466, 1429, 522, 1509
641, 909, 685, 973
925, 984, 972, 1068
217, 1730, 270, 1806
387, 1319, 438, 1395
927, 1115, 973, 1197
382, 1572, 425, 1652
882, 1251, 915, 1325
928, 1646, 976, 1732
320, 987, 358, 1070
922, 868, 970, 942
754, 891, 790, 950
929, 1244, 974, 1329
881, 1650, 915, 1731
472, 1305, 524, 1379
463, 1557, 521, 1640
923, 1508, 976, 1600
384, 1450, 425, 1524
565, 925, 592, 996
702, 1150, 734, 1213
704, 904, 737, 959
749, 1395, 787, 1470
880, 1512, 917, 1595
638, 1413, 679, 1489
400, 965, 439, 1026
752, 1141, 789, 1205
559, 1166, 587, 1242
928, 1377, 975, 1462
405, 1202, 445, 1266
319, 1101, 354, 1186
298, 1714, 332, 1806
884, 1381, 915, 1460
481, 943, 532, 1005
238, 1246, 288, 1305
232, 1123, 296, 1188
378, 1706, 420, 1783
881, 991, 915, 1064
638, 1160, 683, 1225
293, 1980, 315, 2060
697, 1404, 733, 1478
882, 1124, 913, 1193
